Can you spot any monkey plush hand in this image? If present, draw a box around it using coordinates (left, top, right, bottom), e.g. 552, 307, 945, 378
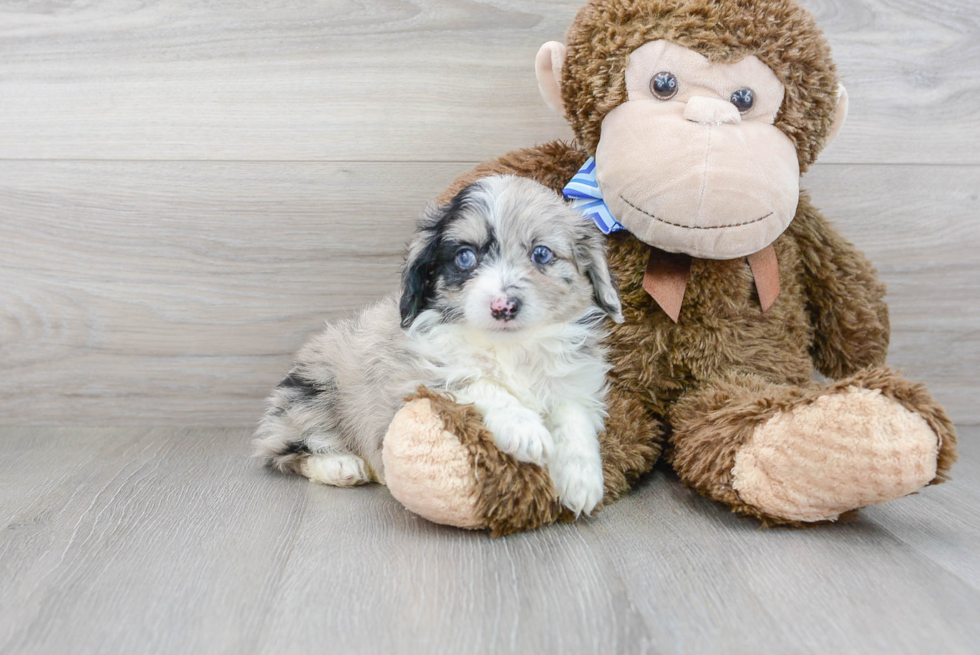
381, 0, 957, 535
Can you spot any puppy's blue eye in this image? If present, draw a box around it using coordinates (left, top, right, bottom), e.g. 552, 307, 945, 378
531, 246, 554, 265
455, 248, 477, 270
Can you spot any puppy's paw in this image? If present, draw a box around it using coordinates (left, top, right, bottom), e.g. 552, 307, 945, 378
484, 411, 554, 466
301, 453, 370, 487
551, 454, 604, 517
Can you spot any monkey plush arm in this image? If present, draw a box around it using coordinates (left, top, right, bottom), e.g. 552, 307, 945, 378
789, 193, 891, 379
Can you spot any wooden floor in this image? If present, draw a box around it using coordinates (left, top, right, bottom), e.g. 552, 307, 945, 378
1, 426, 978, 655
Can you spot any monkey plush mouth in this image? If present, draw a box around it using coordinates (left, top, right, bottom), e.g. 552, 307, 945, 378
620, 195, 773, 231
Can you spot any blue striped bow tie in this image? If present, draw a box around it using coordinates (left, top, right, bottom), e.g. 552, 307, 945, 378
562, 157, 625, 234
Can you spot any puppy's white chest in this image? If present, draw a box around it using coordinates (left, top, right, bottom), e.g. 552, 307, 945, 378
414, 322, 607, 415
474, 343, 600, 413
487, 356, 545, 408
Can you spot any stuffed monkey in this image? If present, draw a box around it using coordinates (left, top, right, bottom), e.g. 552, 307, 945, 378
381, 0, 957, 535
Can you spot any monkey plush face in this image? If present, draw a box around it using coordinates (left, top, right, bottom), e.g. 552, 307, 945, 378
535, 0, 848, 260
595, 40, 800, 259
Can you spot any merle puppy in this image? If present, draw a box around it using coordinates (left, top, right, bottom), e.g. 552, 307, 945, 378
254, 175, 623, 515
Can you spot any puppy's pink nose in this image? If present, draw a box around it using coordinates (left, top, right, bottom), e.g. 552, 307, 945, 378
490, 296, 521, 322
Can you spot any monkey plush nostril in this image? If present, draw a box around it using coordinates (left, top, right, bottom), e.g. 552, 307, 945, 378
490, 296, 521, 322
683, 96, 742, 125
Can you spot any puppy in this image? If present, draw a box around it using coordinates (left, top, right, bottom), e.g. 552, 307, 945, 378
253, 175, 623, 515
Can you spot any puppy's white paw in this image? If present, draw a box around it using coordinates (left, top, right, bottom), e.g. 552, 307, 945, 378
484, 411, 554, 466
551, 455, 604, 517
301, 453, 370, 487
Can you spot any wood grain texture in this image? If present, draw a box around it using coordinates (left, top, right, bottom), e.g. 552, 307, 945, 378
1, 0, 978, 164
0, 160, 469, 425
2, 161, 977, 425
0, 426, 977, 655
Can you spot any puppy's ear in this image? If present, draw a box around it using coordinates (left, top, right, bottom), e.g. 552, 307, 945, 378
399, 203, 443, 328
579, 232, 623, 324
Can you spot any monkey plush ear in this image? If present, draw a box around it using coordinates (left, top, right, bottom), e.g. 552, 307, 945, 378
825, 84, 849, 146
535, 41, 567, 115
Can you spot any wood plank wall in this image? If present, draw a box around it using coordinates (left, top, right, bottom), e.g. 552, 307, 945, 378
1, 0, 977, 426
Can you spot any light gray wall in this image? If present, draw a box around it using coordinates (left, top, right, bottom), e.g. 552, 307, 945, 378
1, 0, 977, 426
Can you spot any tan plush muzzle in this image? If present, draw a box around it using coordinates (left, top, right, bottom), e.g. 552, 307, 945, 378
595, 99, 800, 260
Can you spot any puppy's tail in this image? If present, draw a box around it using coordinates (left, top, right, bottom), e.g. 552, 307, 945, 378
252, 378, 315, 476
253, 369, 339, 477
251, 427, 311, 476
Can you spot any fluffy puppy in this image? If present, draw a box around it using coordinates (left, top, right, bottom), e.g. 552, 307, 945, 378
253, 175, 623, 515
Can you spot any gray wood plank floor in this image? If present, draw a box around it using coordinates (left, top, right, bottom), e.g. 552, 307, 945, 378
1, 426, 978, 655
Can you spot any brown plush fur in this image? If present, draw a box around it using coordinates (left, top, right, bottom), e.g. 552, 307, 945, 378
406, 387, 569, 537
406, 378, 664, 536
597, 384, 665, 506
408, 0, 956, 533
435, 138, 956, 532
669, 367, 957, 526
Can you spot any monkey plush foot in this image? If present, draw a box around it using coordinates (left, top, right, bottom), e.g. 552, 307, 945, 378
732, 386, 941, 522
671, 368, 957, 524
382, 388, 567, 537
381, 397, 484, 529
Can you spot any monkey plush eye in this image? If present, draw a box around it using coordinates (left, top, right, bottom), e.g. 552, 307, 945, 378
730, 88, 755, 112
531, 246, 554, 265
455, 248, 477, 270
650, 72, 679, 100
